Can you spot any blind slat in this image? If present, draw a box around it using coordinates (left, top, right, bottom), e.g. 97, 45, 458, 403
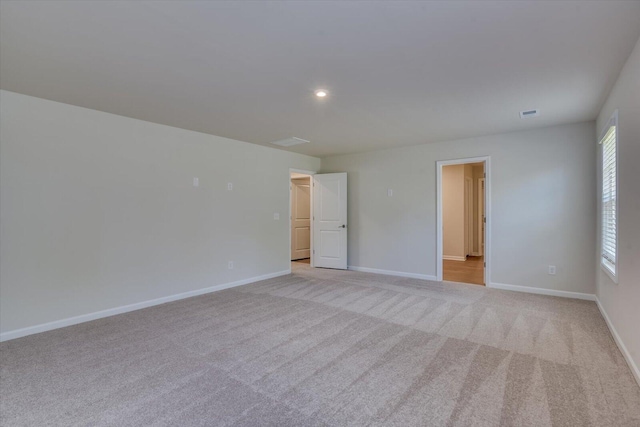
600, 123, 617, 272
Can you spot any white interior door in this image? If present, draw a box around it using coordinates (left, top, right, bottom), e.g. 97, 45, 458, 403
291, 177, 311, 260
313, 173, 347, 269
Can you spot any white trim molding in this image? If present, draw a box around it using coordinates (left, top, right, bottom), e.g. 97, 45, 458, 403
443, 255, 467, 262
596, 297, 640, 387
487, 281, 596, 301
348, 265, 437, 281
0, 269, 291, 342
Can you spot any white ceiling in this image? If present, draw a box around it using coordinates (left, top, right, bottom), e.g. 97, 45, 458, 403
2, 1, 639, 158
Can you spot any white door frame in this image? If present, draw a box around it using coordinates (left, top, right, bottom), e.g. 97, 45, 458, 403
289, 168, 316, 267
436, 156, 491, 285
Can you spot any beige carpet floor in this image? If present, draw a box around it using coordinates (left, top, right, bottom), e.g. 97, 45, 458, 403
1, 263, 639, 426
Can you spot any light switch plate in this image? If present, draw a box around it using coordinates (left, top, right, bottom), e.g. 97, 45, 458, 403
227, 182, 233, 191
273, 213, 280, 220
193, 177, 199, 187
387, 189, 393, 197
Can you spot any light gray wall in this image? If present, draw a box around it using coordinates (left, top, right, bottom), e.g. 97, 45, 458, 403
0, 90, 320, 334
321, 122, 596, 293
596, 36, 640, 377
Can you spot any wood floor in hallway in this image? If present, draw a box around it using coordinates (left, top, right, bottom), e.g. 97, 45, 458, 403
443, 256, 484, 285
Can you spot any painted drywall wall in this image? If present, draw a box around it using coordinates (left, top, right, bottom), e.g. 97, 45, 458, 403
596, 36, 640, 380
442, 165, 465, 260
0, 90, 320, 334
321, 121, 596, 293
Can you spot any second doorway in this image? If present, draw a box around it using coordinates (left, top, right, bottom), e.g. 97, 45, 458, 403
291, 172, 312, 264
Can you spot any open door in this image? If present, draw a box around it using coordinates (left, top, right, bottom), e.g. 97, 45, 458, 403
313, 173, 347, 269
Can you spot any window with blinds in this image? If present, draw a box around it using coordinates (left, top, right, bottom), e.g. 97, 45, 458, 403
599, 111, 617, 280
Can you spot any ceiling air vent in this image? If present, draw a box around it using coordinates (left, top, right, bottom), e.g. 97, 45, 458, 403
520, 109, 539, 119
271, 137, 310, 147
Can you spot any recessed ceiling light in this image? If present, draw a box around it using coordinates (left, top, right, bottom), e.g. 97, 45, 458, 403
315, 89, 328, 98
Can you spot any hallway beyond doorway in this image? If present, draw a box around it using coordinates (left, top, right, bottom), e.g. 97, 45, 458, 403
443, 256, 484, 285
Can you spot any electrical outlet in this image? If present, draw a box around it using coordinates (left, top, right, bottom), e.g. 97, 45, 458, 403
228, 261, 234, 270
227, 182, 233, 191
387, 189, 393, 197
548, 265, 556, 275
273, 213, 280, 220
193, 177, 199, 187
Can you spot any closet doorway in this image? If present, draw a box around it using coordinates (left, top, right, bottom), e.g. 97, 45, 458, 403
290, 170, 313, 266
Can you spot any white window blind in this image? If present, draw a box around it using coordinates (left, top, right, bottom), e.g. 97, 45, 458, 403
600, 115, 617, 278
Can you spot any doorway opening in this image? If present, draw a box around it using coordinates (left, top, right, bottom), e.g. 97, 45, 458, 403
436, 157, 490, 286
289, 169, 348, 271
290, 170, 314, 269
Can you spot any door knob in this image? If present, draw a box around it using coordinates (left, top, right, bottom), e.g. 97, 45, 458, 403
339, 224, 346, 228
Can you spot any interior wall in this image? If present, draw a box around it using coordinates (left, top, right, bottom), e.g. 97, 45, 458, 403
442, 165, 465, 259
0, 90, 320, 335
320, 121, 596, 293
595, 36, 640, 380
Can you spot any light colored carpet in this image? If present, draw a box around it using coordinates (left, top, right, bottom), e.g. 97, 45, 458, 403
1, 263, 639, 426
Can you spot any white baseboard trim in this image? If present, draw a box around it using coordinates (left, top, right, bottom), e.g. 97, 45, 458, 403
487, 282, 596, 301
443, 256, 467, 262
348, 265, 437, 281
0, 269, 291, 343
596, 297, 640, 387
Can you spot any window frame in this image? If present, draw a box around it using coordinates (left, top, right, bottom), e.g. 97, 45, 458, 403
599, 110, 619, 284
